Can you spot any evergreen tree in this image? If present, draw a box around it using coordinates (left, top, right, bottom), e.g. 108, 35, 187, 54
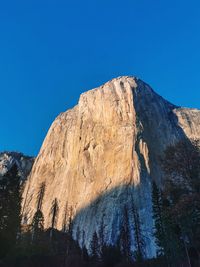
162, 139, 200, 193
90, 231, 99, 260
81, 230, 89, 262
119, 205, 132, 262
31, 209, 44, 243
82, 245, 89, 262
81, 229, 85, 249
152, 181, 166, 256
0, 164, 21, 258
76, 225, 81, 242
99, 215, 105, 257
131, 200, 145, 262
161, 139, 200, 265
101, 245, 122, 267
152, 176, 187, 265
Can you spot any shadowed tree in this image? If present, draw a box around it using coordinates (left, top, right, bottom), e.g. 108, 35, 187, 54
81, 230, 89, 262
31, 209, 44, 243
76, 225, 81, 242
0, 164, 21, 258
161, 139, 200, 194
65, 205, 75, 256
99, 215, 106, 257
152, 181, 166, 256
90, 231, 99, 261
131, 199, 145, 262
151, 181, 178, 266
161, 139, 200, 266
119, 204, 132, 262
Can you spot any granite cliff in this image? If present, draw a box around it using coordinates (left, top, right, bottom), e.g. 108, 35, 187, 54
21, 76, 200, 257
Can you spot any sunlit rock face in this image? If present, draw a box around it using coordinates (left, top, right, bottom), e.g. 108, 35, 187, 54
22, 76, 200, 258
0, 152, 34, 181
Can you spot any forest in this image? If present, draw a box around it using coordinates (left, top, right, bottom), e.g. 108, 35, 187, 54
0, 139, 200, 267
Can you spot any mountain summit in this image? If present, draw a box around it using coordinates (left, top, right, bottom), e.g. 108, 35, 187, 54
22, 77, 200, 257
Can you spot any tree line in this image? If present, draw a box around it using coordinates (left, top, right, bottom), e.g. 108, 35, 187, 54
152, 139, 200, 267
0, 138, 200, 267
0, 167, 146, 267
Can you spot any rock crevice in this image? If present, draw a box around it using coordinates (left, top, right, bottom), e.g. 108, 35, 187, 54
22, 76, 200, 257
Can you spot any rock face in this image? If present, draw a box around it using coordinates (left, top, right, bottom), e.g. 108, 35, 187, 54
22, 76, 200, 257
0, 152, 34, 181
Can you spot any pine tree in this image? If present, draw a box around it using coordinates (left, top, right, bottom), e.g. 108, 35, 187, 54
0, 164, 21, 258
151, 181, 179, 264
90, 231, 99, 260
81, 229, 86, 249
152, 181, 166, 256
119, 205, 132, 262
162, 139, 200, 193
76, 225, 81, 241
81, 230, 89, 261
101, 245, 122, 267
82, 245, 89, 262
99, 215, 105, 257
160, 139, 200, 265
152, 181, 188, 266
31, 209, 44, 243
162, 197, 184, 265
131, 200, 145, 262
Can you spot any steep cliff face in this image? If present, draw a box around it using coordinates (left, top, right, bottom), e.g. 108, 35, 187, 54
22, 76, 200, 257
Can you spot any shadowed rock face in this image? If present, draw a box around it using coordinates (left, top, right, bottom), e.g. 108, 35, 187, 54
22, 76, 200, 257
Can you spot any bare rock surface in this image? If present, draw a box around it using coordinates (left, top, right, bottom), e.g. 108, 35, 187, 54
22, 76, 200, 257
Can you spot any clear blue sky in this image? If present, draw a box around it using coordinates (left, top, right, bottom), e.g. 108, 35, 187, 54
0, 0, 200, 156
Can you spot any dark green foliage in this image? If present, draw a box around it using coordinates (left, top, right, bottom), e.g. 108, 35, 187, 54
0, 164, 21, 259
99, 216, 105, 253
101, 245, 122, 267
31, 209, 44, 243
161, 139, 200, 192
161, 197, 184, 265
2, 139, 200, 267
119, 205, 132, 262
158, 139, 200, 266
82, 245, 89, 262
152, 181, 164, 255
90, 231, 100, 260
131, 201, 145, 262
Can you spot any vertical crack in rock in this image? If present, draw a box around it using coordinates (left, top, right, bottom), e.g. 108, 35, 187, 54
22, 76, 200, 258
